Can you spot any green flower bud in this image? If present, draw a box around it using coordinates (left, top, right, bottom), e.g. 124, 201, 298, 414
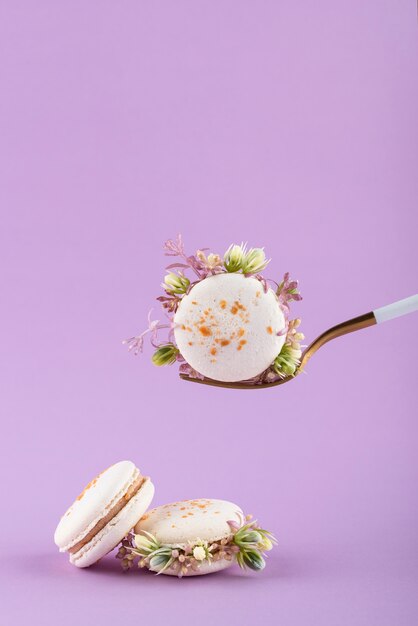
236, 530, 262, 546
224, 244, 245, 272
134, 534, 153, 553
241, 247, 269, 274
273, 343, 301, 377
242, 549, 266, 571
163, 272, 190, 295
258, 535, 274, 551
152, 344, 179, 366
149, 553, 171, 572
279, 359, 297, 376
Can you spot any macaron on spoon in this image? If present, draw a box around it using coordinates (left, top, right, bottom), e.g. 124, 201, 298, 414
124, 235, 418, 390
124, 234, 304, 387
116, 499, 276, 577
54, 461, 154, 568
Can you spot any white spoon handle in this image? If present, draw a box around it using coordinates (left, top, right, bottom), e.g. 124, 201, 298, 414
373, 294, 418, 324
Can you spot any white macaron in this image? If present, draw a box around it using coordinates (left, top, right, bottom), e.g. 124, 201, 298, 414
124, 498, 275, 577
174, 273, 286, 382
54, 460, 154, 568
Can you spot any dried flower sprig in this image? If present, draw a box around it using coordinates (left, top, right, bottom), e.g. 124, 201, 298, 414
179, 362, 205, 380
277, 272, 302, 313
122, 311, 173, 355
116, 514, 276, 577
196, 250, 224, 275
156, 294, 181, 314
163, 234, 208, 278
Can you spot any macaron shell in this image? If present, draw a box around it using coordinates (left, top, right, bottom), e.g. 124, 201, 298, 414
174, 273, 286, 382
55, 460, 140, 551
135, 499, 243, 546
71, 478, 155, 568
159, 557, 234, 576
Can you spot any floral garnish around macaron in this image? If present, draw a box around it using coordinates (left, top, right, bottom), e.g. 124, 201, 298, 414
116, 513, 276, 578
124, 235, 303, 384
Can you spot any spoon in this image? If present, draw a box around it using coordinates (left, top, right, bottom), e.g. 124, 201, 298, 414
179, 294, 418, 390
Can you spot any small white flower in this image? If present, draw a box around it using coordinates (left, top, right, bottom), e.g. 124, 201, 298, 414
193, 546, 207, 561
196, 250, 223, 271
207, 253, 222, 269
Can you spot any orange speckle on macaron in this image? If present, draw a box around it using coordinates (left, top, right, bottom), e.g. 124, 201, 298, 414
199, 325, 212, 337
76, 476, 99, 501
266, 326, 273, 334
234, 300, 246, 311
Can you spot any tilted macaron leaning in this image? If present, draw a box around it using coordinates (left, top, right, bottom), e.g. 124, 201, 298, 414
116, 499, 276, 577
54, 461, 154, 568
124, 235, 304, 385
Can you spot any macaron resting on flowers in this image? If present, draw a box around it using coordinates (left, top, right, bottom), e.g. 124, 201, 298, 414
54, 461, 154, 568
116, 499, 276, 577
124, 235, 304, 384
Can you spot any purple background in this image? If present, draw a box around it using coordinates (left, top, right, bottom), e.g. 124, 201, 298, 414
1, 1, 417, 624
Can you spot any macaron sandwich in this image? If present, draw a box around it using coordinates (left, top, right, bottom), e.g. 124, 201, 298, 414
55, 461, 276, 577
54, 461, 154, 567
124, 234, 303, 385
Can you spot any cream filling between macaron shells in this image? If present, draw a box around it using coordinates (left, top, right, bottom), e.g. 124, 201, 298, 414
59, 468, 145, 554
68, 474, 146, 555
70, 479, 154, 567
